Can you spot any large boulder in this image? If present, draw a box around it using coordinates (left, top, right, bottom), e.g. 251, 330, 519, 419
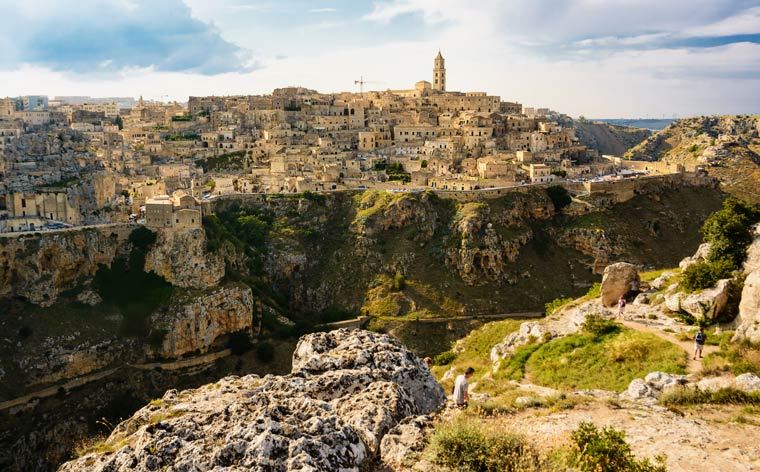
59, 329, 445, 472
679, 279, 732, 321
601, 262, 640, 307
733, 270, 760, 344
743, 225, 760, 273
622, 371, 688, 401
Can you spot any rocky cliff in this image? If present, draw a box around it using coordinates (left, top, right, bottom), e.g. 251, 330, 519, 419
624, 115, 760, 202
144, 227, 225, 289
574, 121, 651, 156
0, 224, 135, 306
59, 329, 444, 472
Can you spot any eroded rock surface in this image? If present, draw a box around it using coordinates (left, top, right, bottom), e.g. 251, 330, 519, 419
59, 329, 445, 472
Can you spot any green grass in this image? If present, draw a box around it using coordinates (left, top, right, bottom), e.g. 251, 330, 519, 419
661, 387, 760, 406
526, 328, 686, 391
431, 319, 523, 391
701, 340, 760, 376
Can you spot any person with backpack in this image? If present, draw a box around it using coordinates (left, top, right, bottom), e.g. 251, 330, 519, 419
617, 295, 626, 318
694, 328, 707, 360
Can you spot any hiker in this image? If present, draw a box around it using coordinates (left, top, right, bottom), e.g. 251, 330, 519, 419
617, 295, 626, 318
423, 357, 433, 369
453, 367, 474, 408
694, 328, 707, 360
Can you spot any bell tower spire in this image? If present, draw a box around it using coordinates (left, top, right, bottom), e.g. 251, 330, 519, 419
433, 50, 446, 91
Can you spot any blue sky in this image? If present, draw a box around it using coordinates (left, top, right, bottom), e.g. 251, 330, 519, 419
0, 0, 759, 117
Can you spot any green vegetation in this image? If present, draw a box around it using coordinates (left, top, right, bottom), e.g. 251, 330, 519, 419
38, 175, 81, 189
114, 115, 123, 130
569, 422, 666, 472
545, 297, 573, 315
171, 114, 192, 122
431, 319, 523, 390
701, 339, 760, 376
386, 162, 411, 182
391, 271, 406, 291
92, 227, 173, 338
546, 185, 571, 210
525, 323, 685, 391
427, 420, 665, 472
660, 387, 760, 406
164, 132, 200, 141
681, 198, 760, 291
429, 419, 544, 472
195, 150, 249, 172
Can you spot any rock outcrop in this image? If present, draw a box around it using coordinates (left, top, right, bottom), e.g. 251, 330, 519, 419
733, 270, 760, 343
144, 228, 225, 289
678, 242, 711, 270
148, 285, 255, 359
0, 225, 135, 306
601, 262, 640, 307
59, 329, 445, 472
664, 279, 731, 321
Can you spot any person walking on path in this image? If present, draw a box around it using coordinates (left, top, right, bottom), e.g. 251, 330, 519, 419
617, 295, 627, 318
694, 327, 707, 360
453, 367, 474, 408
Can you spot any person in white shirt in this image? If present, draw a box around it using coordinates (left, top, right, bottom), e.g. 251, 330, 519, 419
453, 367, 474, 407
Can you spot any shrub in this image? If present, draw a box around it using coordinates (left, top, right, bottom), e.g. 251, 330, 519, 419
701, 198, 760, 268
434, 350, 457, 366
679, 259, 733, 291
545, 297, 573, 316
569, 422, 666, 472
391, 272, 406, 291
582, 314, 620, 337
546, 185, 572, 210
430, 420, 543, 472
255, 341, 275, 363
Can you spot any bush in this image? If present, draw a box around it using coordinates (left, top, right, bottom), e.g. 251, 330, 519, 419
434, 350, 457, 366
255, 341, 275, 363
546, 185, 572, 211
570, 422, 666, 472
545, 297, 573, 316
391, 272, 406, 291
582, 314, 620, 337
607, 333, 651, 362
585, 282, 602, 299
679, 259, 733, 291
430, 420, 543, 472
701, 198, 760, 268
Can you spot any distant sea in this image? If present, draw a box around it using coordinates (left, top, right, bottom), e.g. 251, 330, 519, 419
591, 118, 675, 131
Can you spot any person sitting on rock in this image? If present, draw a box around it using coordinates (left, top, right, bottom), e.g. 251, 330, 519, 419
453, 367, 474, 408
617, 295, 627, 318
694, 327, 707, 360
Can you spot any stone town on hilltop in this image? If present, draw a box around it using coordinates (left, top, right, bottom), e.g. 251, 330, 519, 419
0, 52, 689, 233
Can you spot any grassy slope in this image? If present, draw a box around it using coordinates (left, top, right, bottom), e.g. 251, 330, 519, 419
525, 328, 686, 391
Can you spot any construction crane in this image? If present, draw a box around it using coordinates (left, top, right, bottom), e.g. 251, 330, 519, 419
354, 76, 382, 95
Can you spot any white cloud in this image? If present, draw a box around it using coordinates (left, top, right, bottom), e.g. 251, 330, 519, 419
310, 7, 338, 13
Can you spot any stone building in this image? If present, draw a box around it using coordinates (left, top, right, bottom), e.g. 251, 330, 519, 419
433, 51, 446, 91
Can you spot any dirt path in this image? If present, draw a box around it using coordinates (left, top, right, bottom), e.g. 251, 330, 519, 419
620, 318, 718, 374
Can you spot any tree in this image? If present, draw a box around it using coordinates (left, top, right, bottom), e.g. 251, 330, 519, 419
701, 198, 760, 268
421, 159, 428, 168
114, 115, 124, 130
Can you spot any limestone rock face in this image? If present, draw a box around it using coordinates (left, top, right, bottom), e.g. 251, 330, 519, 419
380, 415, 434, 471
445, 202, 533, 285
679, 279, 731, 320
733, 270, 760, 344
0, 225, 134, 306
58, 329, 444, 472
744, 226, 760, 273
144, 227, 224, 289
679, 242, 711, 270
293, 329, 446, 414
601, 262, 640, 307
149, 285, 254, 359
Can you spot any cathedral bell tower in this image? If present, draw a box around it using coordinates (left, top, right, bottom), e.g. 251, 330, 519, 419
433, 50, 446, 91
